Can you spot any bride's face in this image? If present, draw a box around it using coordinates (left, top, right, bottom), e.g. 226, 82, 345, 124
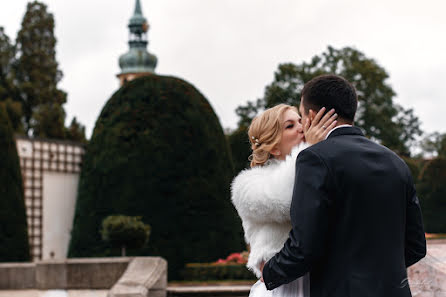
273, 109, 304, 160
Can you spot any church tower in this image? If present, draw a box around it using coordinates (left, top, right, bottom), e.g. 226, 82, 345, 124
117, 0, 157, 86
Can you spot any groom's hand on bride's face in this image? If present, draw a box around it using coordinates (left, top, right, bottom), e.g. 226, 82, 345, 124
304, 107, 338, 144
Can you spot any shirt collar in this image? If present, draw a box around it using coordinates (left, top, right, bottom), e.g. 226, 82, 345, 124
325, 124, 353, 140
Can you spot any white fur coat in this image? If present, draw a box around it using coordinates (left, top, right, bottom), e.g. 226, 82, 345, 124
231, 143, 309, 277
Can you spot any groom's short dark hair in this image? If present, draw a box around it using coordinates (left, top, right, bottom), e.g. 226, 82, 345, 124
301, 74, 358, 123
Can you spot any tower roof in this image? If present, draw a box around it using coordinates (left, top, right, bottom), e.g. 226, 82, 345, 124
118, 0, 157, 78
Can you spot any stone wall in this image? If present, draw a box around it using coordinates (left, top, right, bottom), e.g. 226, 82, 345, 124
0, 263, 35, 289
0, 258, 128, 290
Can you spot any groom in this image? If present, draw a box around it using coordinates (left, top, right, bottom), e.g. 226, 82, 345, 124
261, 75, 426, 297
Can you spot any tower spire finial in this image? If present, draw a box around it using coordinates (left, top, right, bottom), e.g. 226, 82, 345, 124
134, 0, 142, 16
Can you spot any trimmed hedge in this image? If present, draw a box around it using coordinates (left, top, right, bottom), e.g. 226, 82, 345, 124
417, 157, 446, 233
401, 156, 423, 182
68, 75, 244, 279
0, 105, 30, 261
181, 263, 256, 281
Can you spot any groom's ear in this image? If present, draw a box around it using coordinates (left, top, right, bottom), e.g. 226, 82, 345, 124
309, 109, 315, 121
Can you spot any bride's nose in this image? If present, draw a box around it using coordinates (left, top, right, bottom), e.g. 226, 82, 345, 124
297, 122, 303, 132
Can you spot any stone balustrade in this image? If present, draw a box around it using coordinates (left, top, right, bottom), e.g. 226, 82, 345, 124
0, 257, 167, 297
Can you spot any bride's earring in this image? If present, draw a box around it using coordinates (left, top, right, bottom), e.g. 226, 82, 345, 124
270, 148, 281, 157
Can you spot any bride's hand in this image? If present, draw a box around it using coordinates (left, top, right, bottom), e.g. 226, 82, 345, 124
304, 107, 337, 145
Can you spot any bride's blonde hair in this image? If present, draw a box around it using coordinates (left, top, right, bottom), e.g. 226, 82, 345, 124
248, 104, 298, 167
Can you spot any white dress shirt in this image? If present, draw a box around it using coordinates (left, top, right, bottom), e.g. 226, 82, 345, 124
325, 124, 353, 140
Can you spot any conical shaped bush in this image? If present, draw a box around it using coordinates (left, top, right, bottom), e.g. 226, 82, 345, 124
69, 75, 244, 279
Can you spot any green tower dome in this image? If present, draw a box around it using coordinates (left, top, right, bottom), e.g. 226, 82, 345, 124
119, 48, 157, 74
118, 0, 157, 77
69, 75, 244, 279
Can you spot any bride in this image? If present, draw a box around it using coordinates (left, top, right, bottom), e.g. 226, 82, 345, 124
231, 104, 337, 297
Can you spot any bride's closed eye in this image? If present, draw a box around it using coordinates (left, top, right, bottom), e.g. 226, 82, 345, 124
286, 124, 294, 129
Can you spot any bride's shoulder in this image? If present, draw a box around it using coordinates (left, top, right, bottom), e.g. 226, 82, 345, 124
232, 162, 276, 188
231, 142, 310, 201
233, 142, 309, 185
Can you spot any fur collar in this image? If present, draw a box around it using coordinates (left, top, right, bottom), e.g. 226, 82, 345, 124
231, 142, 309, 224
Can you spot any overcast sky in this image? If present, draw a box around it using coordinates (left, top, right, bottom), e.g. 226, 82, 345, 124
1, 0, 445, 139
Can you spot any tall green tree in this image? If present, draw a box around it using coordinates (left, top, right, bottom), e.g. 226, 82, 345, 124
14, 1, 67, 138
2, 3, 87, 142
0, 27, 23, 133
0, 105, 30, 262
235, 46, 421, 156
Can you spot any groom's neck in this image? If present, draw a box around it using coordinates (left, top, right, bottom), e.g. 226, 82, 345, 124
335, 118, 353, 126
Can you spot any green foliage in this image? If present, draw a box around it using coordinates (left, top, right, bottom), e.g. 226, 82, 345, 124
15, 1, 67, 138
101, 215, 151, 256
65, 117, 87, 144
0, 99, 23, 134
1, 2, 88, 142
421, 132, 446, 158
417, 158, 446, 233
235, 46, 421, 156
68, 75, 244, 279
401, 157, 423, 183
181, 263, 256, 281
0, 105, 30, 262
227, 126, 251, 173
0, 28, 23, 133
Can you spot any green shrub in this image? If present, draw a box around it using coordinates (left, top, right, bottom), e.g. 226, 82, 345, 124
0, 106, 30, 261
68, 75, 244, 279
181, 263, 256, 281
401, 156, 423, 183
417, 157, 446, 233
101, 215, 151, 256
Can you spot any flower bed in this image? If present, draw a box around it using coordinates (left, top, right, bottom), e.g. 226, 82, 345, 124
426, 233, 446, 239
181, 252, 256, 281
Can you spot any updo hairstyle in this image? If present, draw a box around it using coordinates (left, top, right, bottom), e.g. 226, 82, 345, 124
248, 104, 298, 167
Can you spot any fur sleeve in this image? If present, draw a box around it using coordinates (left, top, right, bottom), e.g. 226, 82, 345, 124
231, 143, 309, 224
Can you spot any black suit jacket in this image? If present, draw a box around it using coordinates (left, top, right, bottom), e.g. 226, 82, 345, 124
263, 126, 426, 297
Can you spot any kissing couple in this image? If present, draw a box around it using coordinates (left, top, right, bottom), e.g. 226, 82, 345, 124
231, 74, 426, 297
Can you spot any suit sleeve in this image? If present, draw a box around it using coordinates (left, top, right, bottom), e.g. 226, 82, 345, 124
262, 149, 333, 290
405, 175, 426, 267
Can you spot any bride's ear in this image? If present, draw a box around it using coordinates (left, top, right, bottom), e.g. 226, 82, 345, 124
270, 147, 281, 157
